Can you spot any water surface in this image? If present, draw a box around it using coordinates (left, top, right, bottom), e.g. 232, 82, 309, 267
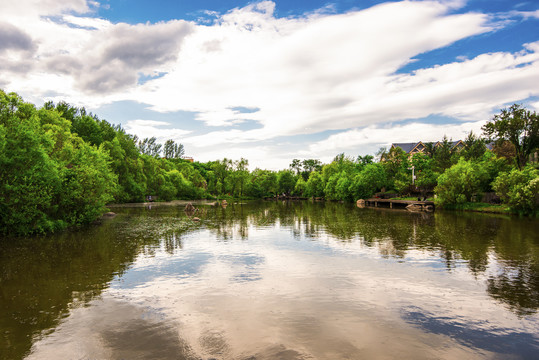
1, 201, 538, 359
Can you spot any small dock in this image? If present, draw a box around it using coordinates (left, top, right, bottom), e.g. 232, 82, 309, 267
364, 198, 435, 211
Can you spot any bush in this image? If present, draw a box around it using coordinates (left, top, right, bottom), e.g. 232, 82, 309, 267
492, 166, 539, 214
435, 159, 487, 206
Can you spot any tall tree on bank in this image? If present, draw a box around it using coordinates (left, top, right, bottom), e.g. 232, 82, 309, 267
482, 104, 538, 170
163, 139, 185, 159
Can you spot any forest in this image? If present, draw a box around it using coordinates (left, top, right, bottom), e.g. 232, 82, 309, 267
1, 90, 538, 235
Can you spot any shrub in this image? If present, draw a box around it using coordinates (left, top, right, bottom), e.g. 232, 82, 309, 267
435, 159, 487, 206
492, 166, 539, 214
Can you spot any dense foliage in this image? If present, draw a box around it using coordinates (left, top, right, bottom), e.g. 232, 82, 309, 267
1, 91, 538, 235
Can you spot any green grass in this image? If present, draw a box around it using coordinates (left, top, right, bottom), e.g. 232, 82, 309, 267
443, 202, 513, 214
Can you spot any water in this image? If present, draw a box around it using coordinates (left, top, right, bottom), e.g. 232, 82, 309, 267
1, 201, 538, 359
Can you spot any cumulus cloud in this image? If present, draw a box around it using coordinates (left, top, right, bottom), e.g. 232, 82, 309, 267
309, 121, 486, 154
44, 19, 194, 93
123, 120, 191, 144
1, 0, 539, 168
0, 23, 36, 53
137, 0, 497, 133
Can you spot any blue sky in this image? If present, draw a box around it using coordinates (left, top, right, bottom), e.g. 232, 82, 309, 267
1, 0, 538, 169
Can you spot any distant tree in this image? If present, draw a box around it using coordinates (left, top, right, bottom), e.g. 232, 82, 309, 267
375, 147, 387, 162
138, 137, 162, 157
290, 159, 302, 175
302, 159, 322, 173
277, 170, 296, 195
294, 177, 307, 196
350, 163, 387, 200
163, 139, 185, 159
305, 171, 325, 198
432, 136, 454, 173
482, 104, 539, 170
423, 142, 436, 158
492, 140, 517, 164
301, 159, 322, 180
461, 131, 486, 161
357, 155, 374, 165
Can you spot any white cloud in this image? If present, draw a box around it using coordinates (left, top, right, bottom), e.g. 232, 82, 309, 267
1, 0, 539, 169
123, 120, 191, 144
309, 121, 486, 155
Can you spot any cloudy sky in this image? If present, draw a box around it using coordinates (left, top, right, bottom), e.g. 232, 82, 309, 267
1, 0, 538, 169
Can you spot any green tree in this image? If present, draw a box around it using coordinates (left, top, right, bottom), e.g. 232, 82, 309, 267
138, 137, 162, 157
435, 159, 487, 206
461, 131, 486, 161
350, 163, 387, 200
305, 171, 325, 198
294, 177, 307, 196
382, 146, 410, 193
277, 170, 296, 195
163, 139, 185, 159
482, 104, 539, 170
289, 159, 302, 175
432, 136, 455, 173
492, 166, 539, 214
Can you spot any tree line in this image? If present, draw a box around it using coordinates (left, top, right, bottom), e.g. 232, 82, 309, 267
1, 90, 537, 234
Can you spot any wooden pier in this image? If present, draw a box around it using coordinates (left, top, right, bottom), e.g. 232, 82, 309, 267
363, 198, 435, 211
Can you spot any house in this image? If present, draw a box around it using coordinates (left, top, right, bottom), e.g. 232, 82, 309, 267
388, 140, 464, 158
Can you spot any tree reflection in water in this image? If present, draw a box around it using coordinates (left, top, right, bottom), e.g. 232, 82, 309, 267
0, 201, 537, 359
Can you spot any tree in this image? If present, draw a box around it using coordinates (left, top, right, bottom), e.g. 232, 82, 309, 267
350, 163, 387, 200
435, 159, 487, 206
138, 137, 162, 157
305, 171, 325, 198
482, 104, 539, 170
277, 170, 296, 195
163, 139, 185, 159
301, 159, 322, 180
432, 136, 455, 173
492, 166, 539, 214
357, 155, 374, 166
289, 159, 302, 175
461, 131, 486, 161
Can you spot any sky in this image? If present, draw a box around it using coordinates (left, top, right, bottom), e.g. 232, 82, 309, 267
1, 0, 538, 170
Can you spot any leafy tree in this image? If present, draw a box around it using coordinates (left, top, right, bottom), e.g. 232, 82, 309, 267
432, 136, 455, 173
294, 177, 307, 196
335, 172, 353, 201
302, 159, 323, 172
277, 170, 296, 195
357, 155, 374, 165
382, 146, 410, 192
350, 163, 387, 200
290, 159, 302, 175
305, 171, 325, 198
163, 139, 185, 159
435, 159, 487, 206
482, 104, 539, 170
71, 114, 104, 146
461, 131, 486, 161
0, 91, 118, 234
231, 158, 249, 197
492, 166, 539, 214
410, 153, 438, 190
138, 137, 162, 157
324, 173, 340, 200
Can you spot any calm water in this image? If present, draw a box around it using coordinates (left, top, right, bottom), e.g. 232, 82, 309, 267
1, 201, 538, 359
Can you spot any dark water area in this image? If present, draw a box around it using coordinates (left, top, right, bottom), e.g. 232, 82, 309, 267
1, 201, 538, 359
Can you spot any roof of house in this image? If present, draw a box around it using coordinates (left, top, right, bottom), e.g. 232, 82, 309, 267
391, 142, 422, 153
391, 140, 463, 154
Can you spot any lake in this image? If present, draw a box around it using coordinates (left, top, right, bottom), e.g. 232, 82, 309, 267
1, 201, 538, 359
